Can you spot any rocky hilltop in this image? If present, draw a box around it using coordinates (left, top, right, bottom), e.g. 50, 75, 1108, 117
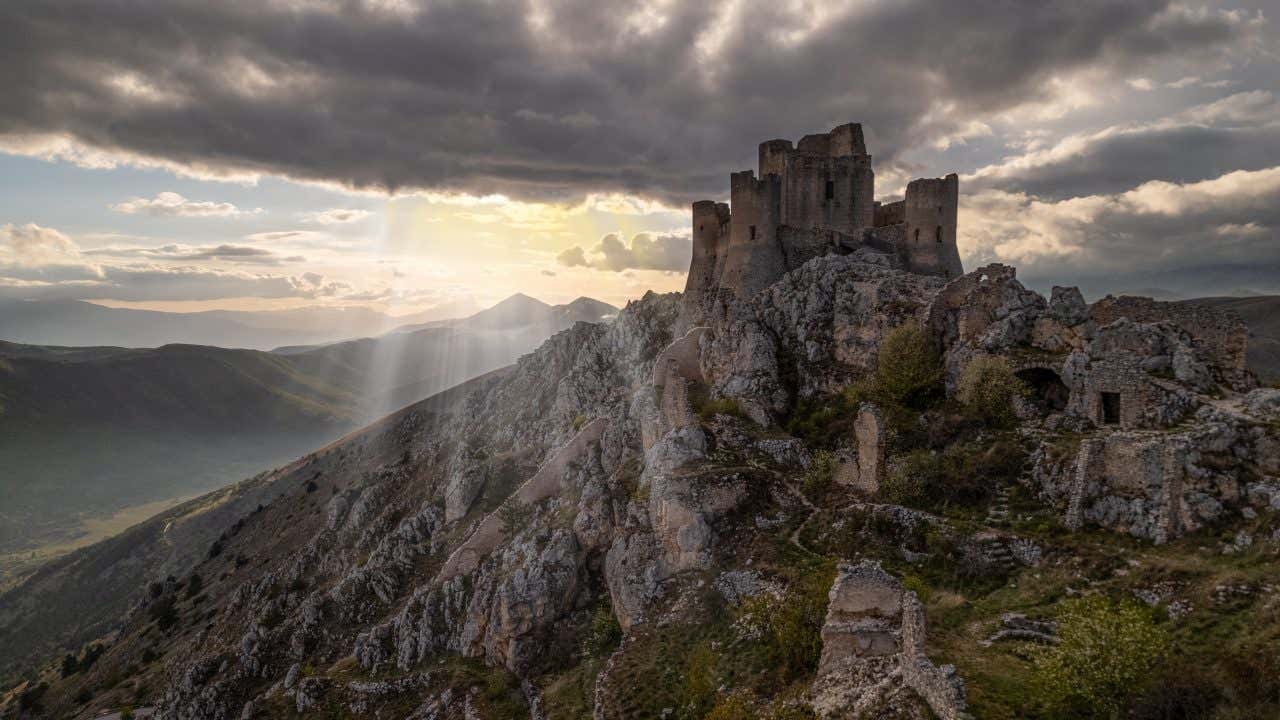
3, 127, 1279, 720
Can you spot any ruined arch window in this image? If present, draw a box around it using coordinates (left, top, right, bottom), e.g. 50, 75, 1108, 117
749, 225, 757, 240
698, 224, 704, 232
914, 228, 920, 243
936, 226, 943, 243
824, 180, 835, 201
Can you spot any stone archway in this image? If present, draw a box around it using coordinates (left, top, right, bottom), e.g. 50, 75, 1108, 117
1016, 366, 1069, 414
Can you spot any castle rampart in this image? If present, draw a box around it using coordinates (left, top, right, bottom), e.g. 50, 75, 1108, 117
683, 123, 964, 317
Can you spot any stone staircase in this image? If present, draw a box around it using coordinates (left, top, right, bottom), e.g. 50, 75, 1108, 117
983, 540, 1017, 570
984, 485, 1013, 527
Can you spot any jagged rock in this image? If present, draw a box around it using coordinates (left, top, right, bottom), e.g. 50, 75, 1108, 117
1245, 388, 1280, 420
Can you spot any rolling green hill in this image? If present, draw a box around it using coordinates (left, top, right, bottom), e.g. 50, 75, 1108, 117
0, 294, 618, 585
0, 342, 364, 578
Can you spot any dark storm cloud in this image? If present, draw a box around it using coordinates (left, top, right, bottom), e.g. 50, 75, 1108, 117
0, 0, 1255, 204
961, 163, 1280, 297
970, 91, 1280, 199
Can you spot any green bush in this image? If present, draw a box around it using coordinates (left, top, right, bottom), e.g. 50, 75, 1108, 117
787, 325, 944, 451
738, 565, 834, 684
697, 396, 746, 421
681, 642, 718, 719
802, 450, 837, 498
583, 603, 622, 657
882, 440, 1025, 511
957, 356, 1027, 429
1033, 595, 1170, 719
705, 690, 759, 719
872, 324, 943, 410
497, 499, 534, 535
882, 449, 931, 505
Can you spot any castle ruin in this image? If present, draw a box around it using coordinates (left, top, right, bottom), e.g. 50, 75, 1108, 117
683, 122, 963, 323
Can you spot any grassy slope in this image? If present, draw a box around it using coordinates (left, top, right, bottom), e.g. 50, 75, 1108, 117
0, 343, 364, 563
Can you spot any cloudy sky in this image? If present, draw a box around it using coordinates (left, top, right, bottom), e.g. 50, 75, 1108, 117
1, 0, 1277, 314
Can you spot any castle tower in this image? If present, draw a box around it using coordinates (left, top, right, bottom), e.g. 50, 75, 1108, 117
901, 174, 963, 279
772, 123, 875, 236
680, 200, 731, 325
680, 123, 963, 318
718, 171, 784, 297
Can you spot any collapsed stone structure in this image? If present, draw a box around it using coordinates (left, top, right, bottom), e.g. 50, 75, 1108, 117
682, 123, 963, 325
812, 561, 970, 720
924, 263, 1271, 543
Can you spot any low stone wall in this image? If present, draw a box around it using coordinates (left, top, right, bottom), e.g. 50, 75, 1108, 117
651, 327, 707, 388
900, 592, 971, 720
1090, 295, 1250, 387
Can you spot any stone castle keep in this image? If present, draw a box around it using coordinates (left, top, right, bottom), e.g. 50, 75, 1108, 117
683, 122, 963, 322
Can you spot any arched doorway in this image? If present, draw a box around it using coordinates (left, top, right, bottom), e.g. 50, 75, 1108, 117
1016, 367, 1069, 414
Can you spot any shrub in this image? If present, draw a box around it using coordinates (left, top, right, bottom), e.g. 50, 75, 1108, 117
957, 356, 1027, 429
882, 440, 1025, 511
706, 690, 760, 719
497, 499, 534, 535
882, 449, 931, 505
802, 450, 837, 498
681, 641, 718, 719
1127, 661, 1222, 720
1033, 595, 1170, 719
739, 564, 835, 684
583, 603, 622, 657
18, 682, 48, 712
872, 325, 943, 410
185, 573, 203, 599
61, 653, 79, 677
698, 396, 746, 421
1216, 643, 1280, 709
79, 643, 105, 672
148, 595, 178, 631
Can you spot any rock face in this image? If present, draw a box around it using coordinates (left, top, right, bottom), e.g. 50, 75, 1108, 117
702, 251, 943, 423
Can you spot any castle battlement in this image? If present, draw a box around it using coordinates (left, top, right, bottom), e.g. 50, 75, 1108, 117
682, 123, 964, 324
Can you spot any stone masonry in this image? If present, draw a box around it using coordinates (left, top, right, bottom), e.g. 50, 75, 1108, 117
682, 123, 964, 325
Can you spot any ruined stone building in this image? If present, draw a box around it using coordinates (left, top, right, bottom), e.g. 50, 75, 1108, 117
670, 123, 1273, 548
683, 123, 964, 324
